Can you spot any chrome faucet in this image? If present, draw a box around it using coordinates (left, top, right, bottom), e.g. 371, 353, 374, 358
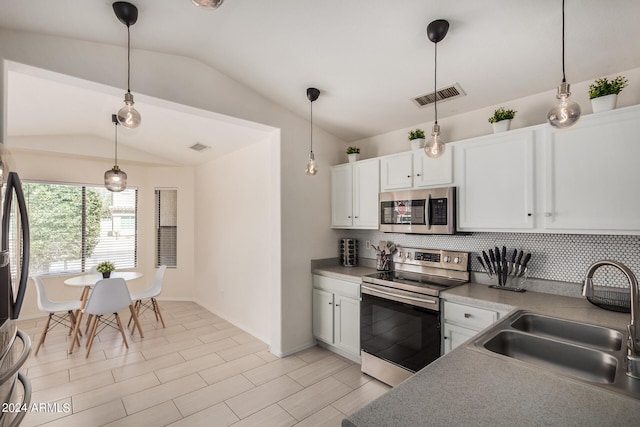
583, 260, 640, 379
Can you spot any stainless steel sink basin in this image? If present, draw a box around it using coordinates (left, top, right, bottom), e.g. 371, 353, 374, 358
482, 330, 618, 384
470, 310, 640, 399
509, 313, 624, 351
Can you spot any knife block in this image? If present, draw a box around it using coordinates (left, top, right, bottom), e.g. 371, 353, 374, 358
488, 267, 528, 292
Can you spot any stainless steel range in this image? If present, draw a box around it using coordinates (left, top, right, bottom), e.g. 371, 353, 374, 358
360, 247, 469, 386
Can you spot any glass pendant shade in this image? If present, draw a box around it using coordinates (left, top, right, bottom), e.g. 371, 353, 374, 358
117, 92, 141, 129
547, 82, 581, 128
104, 165, 128, 192
305, 152, 318, 176
424, 124, 445, 158
192, 0, 224, 8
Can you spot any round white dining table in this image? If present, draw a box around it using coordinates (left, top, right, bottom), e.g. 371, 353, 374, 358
64, 271, 144, 354
64, 271, 143, 287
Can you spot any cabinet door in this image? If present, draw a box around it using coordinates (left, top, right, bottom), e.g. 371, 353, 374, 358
442, 323, 478, 354
543, 107, 640, 232
380, 152, 413, 191
353, 159, 380, 229
456, 130, 535, 230
331, 164, 353, 227
335, 295, 360, 356
413, 147, 453, 187
312, 288, 334, 344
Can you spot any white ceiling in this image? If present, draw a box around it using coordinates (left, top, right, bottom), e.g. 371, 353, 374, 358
1, 0, 639, 165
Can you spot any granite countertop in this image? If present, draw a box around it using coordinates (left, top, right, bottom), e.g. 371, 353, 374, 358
344, 282, 640, 426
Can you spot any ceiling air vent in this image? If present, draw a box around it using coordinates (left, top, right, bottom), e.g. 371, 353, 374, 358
411, 83, 466, 108
189, 142, 211, 152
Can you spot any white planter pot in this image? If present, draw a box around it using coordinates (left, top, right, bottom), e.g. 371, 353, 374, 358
591, 94, 618, 113
492, 120, 511, 133
348, 153, 360, 163
410, 138, 425, 150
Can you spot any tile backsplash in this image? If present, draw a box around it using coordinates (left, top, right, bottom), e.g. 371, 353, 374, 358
342, 230, 640, 288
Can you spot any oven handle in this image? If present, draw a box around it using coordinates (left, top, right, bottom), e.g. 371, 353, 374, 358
426, 194, 432, 230
361, 285, 437, 305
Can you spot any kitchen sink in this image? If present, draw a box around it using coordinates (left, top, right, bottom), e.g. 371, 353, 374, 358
483, 330, 618, 384
471, 310, 640, 399
509, 313, 624, 351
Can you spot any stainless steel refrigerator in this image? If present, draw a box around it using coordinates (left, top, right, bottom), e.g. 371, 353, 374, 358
0, 168, 32, 427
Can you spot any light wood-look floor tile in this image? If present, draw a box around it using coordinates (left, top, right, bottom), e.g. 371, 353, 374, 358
17, 301, 389, 426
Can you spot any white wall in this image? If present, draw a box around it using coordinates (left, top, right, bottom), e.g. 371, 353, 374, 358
7, 149, 196, 318
194, 139, 273, 343
350, 67, 640, 158
0, 28, 346, 356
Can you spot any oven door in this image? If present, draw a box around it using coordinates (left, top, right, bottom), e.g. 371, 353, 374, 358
360, 284, 441, 374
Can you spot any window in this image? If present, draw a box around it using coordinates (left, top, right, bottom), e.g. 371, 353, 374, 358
22, 182, 138, 276
155, 188, 177, 268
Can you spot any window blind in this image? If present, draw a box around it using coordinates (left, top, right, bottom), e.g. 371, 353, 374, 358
156, 188, 177, 268
23, 182, 137, 276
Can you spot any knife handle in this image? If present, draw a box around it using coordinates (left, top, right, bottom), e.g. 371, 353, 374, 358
482, 251, 493, 275
511, 249, 517, 263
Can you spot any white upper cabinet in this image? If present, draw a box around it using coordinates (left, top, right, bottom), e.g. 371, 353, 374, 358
454, 130, 535, 231
331, 164, 353, 227
380, 149, 452, 192
331, 158, 380, 229
543, 106, 640, 233
380, 152, 413, 190
452, 104, 640, 235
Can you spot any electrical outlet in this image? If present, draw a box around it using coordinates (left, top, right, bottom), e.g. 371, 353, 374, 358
366, 240, 371, 250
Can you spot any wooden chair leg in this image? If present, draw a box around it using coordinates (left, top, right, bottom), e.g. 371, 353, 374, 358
85, 314, 94, 334
34, 313, 52, 356
69, 311, 84, 354
152, 298, 166, 328
86, 315, 100, 358
115, 314, 129, 349
127, 300, 140, 328
128, 304, 144, 338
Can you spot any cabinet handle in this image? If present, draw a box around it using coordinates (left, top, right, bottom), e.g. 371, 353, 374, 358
407, 175, 411, 178
347, 216, 351, 218
335, 304, 340, 307
443, 336, 448, 340
527, 213, 532, 217
464, 313, 471, 318
416, 174, 421, 177
354, 216, 359, 218
329, 302, 333, 305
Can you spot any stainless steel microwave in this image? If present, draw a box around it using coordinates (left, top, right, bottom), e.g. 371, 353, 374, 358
379, 187, 456, 234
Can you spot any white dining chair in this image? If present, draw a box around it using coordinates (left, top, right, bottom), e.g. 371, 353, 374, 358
128, 265, 167, 329
71, 278, 138, 357
32, 276, 83, 356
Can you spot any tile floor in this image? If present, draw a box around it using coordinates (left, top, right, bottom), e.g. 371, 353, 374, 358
16, 301, 390, 426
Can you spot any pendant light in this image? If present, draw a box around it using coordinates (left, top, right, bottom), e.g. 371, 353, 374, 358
424, 19, 449, 159
305, 88, 320, 176
113, 2, 142, 129
105, 114, 128, 192
191, 0, 224, 8
547, 0, 580, 128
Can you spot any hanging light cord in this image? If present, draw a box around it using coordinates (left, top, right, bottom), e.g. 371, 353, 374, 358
114, 122, 119, 165
434, 42, 438, 124
561, 0, 566, 83
310, 100, 314, 154
127, 24, 131, 94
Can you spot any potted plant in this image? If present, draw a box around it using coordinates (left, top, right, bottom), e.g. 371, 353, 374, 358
488, 107, 516, 133
346, 146, 360, 163
588, 76, 628, 113
96, 261, 115, 278
408, 129, 426, 150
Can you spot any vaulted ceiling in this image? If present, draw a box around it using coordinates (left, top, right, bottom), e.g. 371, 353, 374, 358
1, 0, 639, 165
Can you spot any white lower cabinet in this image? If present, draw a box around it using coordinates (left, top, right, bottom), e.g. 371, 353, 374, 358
312, 275, 361, 362
441, 301, 500, 354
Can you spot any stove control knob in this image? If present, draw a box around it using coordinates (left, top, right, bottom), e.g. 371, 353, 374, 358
443, 255, 451, 263
454, 257, 461, 264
